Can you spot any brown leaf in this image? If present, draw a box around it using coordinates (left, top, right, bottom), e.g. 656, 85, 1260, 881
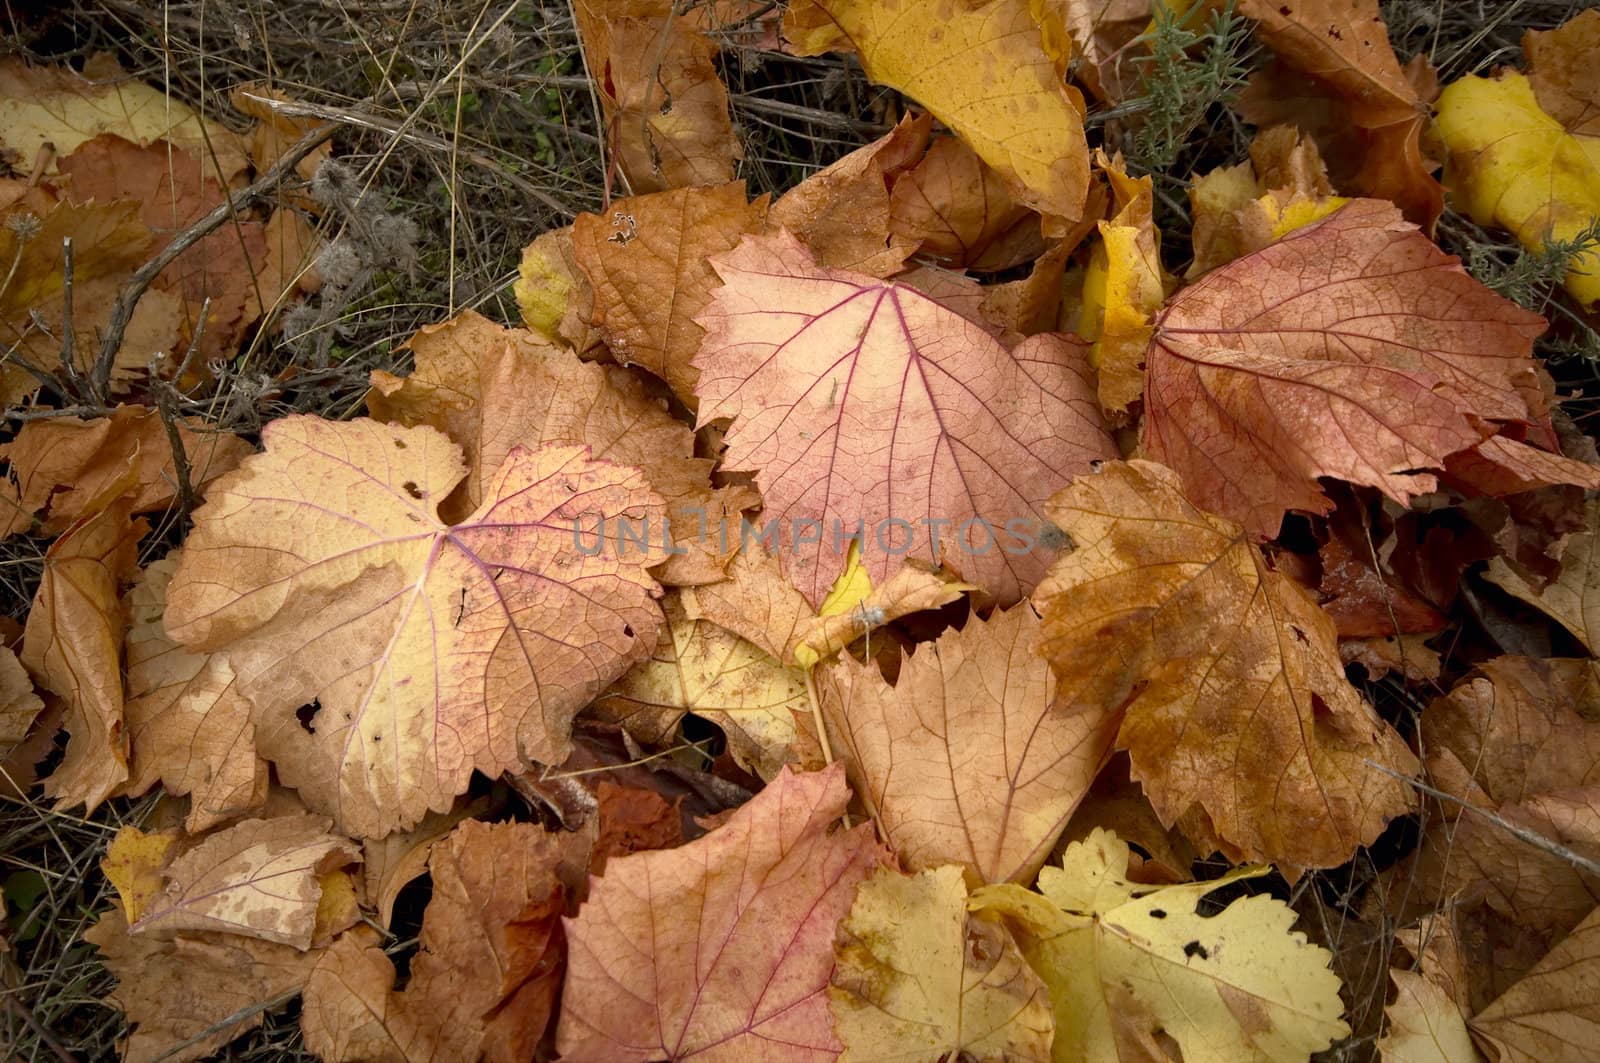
769, 112, 931, 277
0, 645, 43, 752
122, 554, 267, 832
887, 135, 1045, 272
1034, 0, 1153, 105
164, 416, 668, 838
820, 602, 1117, 884
1143, 200, 1547, 538
1524, 10, 1600, 133
1470, 903, 1600, 1063
1484, 498, 1600, 653
556, 764, 889, 1061
0, 405, 252, 538
694, 230, 1116, 606
1445, 434, 1600, 498
573, 0, 740, 192
572, 182, 768, 408
1235, 0, 1443, 230
86, 903, 318, 1063
359, 798, 489, 929
594, 780, 683, 872
304, 819, 570, 1062
22, 489, 146, 811
515, 225, 601, 354
131, 813, 358, 948
1032, 460, 1418, 871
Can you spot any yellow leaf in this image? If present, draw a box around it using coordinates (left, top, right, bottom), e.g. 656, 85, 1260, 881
971, 828, 1350, 1063
830, 865, 1054, 1061
789, 0, 1089, 223
101, 826, 179, 924
1377, 969, 1484, 1063
1436, 69, 1600, 307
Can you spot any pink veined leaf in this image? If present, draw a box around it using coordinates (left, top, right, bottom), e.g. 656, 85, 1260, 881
692, 230, 1116, 607
556, 763, 890, 1062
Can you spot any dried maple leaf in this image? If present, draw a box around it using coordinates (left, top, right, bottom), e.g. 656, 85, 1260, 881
515, 226, 600, 353
369, 309, 752, 584
124, 813, 358, 948
556, 764, 890, 1061
887, 134, 1045, 272
122, 555, 267, 832
572, 182, 768, 409
830, 864, 1055, 1060
1485, 499, 1599, 652
971, 828, 1350, 1063
1436, 10, 1600, 307
359, 797, 488, 928
22, 487, 146, 811
302, 820, 569, 1062
598, 592, 807, 779
694, 230, 1116, 607
820, 603, 1116, 884
86, 903, 319, 1063
0, 405, 251, 538
786, 0, 1089, 225
573, 0, 740, 192
769, 112, 931, 277
1235, 0, 1443, 230
1143, 199, 1548, 538
164, 416, 668, 838
1469, 903, 1600, 1063
1378, 967, 1484, 1063
0, 645, 42, 752
593, 780, 683, 871
1032, 460, 1417, 871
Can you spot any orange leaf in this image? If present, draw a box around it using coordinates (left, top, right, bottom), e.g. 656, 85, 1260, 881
556, 764, 889, 1061
693, 230, 1116, 606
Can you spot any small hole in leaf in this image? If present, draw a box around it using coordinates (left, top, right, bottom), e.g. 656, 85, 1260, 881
1290, 625, 1308, 643
1183, 941, 1209, 960
402, 481, 423, 499
1149, 908, 1167, 919
394, 439, 407, 450
623, 623, 634, 638
296, 700, 321, 734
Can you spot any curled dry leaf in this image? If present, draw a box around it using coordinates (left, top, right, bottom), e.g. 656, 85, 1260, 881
1143, 200, 1547, 538
302, 820, 569, 1062
887, 134, 1046, 272
1376, 968, 1484, 1063
786, 0, 1089, 225
694, 230, 1116, 607
22, 487, 145, 812
572, 0, 740, 192
85, 903, 319, 1063
556, 764, 890, 1062
971, 828, 1350, 1063
572, 181, 768, 409
122, 555, 267, 832
164, 416, 668, 838
598, 592, 807, 780
515, 226, 599, 353
770, 112, 931, 277
359, 797, 487, 929
0, 645, 43, 752
1435, 10, 1600, 307
829, 864, 1055, 1061
1469, 903, 1600, 1063
1032, 460, 1417, 871
820, 602, 1117, 885
129, 813, 359, 949
1484, 497, 1600, 653
1235, 0, 1443, 230
0, 405, 252, 538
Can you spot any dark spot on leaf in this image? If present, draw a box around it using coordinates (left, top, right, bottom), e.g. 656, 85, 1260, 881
1183, 941, 1209, 960
402, 481, 423, 499
1290, 625, 1307, 643
1149, 908, 1167, 919
394, 439, 406, 450
296, 700, 321, 734
623, 623, 634, 638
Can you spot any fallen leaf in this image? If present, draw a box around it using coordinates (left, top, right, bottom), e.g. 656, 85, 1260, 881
22, 487, 146, 811
572, 181, 768, 408
593, 780, 683, 872
130, 813, 358, 949
515, 226, 600, 354
102, 825, 182, 925
1034, 0, 1152, 105
359, 798, 488, 929
304, 819, 568, 1062
122, 554, 267, 832
573, 0, 740, 192
0, 405, 252, 538
1484, 498, 1600, 652
556, 764, 889, 1061
1469, 903, 1600, 1063
830, 864, 1055, 1060
1060, 754, 1200, 886
1435, 10, 1600, 307
0, 645, 42, 752
369, 309, 750, 583
231, 82, 332, 180
971, 828, 1350, 1062
788, 0, 1090, 224
1444, 434, 1600, 498
164, 416, 668, 838
821, 602, 1116, 884
1077, 151, 1171, 418
1378, 968, 1485, 1063
888, 134, 1045, 272
1143, 199, 1547, 538
1236, 0, 1442, 230
86, 903, 318, 1063
598, 592, 807, 779
1032, 460, 1418, 871
694, 229, 1116, 606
